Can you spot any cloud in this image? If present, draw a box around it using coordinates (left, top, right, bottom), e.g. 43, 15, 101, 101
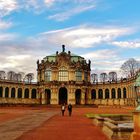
0, 20, 13, 30
82, 49, 126, 78
0, 0, 18, 17
48, 5, 95, 21
111, 41, 140, 48
44, 0, 55, 7
32, 25, 133, 48
82, 49, 118, 60
0, 33, 17, 41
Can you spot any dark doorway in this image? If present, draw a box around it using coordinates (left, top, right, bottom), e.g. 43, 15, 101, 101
59, 87, 67, 105
45, 89, 51, 104
75, 89, 81, 104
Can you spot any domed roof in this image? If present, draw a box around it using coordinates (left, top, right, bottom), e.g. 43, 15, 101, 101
43, 45, 84, 63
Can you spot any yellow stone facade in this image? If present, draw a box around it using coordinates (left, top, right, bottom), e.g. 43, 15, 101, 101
0, 46, 138, 106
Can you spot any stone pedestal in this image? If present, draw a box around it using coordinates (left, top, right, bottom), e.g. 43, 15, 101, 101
131, 111, 140, 140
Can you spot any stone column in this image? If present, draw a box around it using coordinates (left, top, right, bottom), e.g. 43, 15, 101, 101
50, 88, 58, 105
2, 87, 5, 98
131, 111, 140, 140
29, 89, 31, 99
81, 89, 85, 105
9, 87, 11, 98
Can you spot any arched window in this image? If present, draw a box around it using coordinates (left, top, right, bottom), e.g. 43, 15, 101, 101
59, 67, 68, 81
75, 69, 82, 81
91, 89, 96, 99
98, 89, 103, 99
123, 87, 127, 98
45, 68, 51, 81
0, 87, 3, 97
5, 87, 9, 98
24, 88, 29, 98
11, 88, 15, 98
18, 88, 22, 98
105, 89, 109, 99
118, 88, 121, 99
31, 89, 36, 99
111, 88, 116, 99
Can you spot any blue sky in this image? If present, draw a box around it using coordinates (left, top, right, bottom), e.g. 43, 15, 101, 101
0, 0, 140, 80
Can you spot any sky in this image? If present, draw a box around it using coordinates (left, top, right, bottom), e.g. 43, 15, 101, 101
0, 0, 140, 80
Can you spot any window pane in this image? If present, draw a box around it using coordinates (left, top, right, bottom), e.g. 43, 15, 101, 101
59, 67, 68, 81
45, 69, 52, 81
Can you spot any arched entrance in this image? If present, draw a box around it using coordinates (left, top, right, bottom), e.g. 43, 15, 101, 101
75, 89, 81, 104
59, 87, 67, 105
45, 89, 51, 104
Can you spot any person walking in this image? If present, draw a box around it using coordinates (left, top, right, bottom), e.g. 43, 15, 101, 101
61, 103, 65, 116
68, 103, 72, 116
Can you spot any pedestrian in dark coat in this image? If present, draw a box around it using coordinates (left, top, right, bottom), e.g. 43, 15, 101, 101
61, 104, 65, 116
68, 103, 72, 116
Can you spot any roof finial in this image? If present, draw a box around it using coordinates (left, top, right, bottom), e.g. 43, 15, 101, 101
62, 44, 65, 52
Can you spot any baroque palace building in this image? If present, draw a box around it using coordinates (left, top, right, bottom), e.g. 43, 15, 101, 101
0, 45, 139, 106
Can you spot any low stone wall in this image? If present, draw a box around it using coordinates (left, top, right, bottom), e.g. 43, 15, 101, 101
92, 115, 133, 140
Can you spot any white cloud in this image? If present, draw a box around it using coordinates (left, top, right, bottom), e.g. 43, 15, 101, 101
0, 0, 18, 17
0, 33, 17, 41
32, 25, 133, 48
0, 20, 13, 30
48, 5, 95, 21
111, 41, 140, 48
44, 0, 55, 7
82, 49, 118, 60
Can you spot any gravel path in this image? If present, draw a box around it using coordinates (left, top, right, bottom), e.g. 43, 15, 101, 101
0, 110, 58, 140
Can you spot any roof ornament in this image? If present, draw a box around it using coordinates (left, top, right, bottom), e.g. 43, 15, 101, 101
62, 44, 65, 52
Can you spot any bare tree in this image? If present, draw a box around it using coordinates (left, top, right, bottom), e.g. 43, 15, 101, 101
7, 71, 15, 80
100, 73, 107, 82
14, 73, 23, 81
109, 71, 117, 82
0, 71, 6, 79
91, 73, 98, 83
121, 58, 140, 77
15, 72, 25, 81
25, 73, 34, 83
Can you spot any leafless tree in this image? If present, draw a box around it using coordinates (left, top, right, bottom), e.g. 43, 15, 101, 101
14, 73, 23, 81
91, 73, 98, 83
121, 58, 140, 77
100, 72, 107, 82
0, 71, 6, 79
109, 71, 117, 82
17, 72, 25, 81
7, 71, 15, 81
25, 73, 34, 83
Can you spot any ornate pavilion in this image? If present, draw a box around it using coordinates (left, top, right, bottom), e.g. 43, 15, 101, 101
0, 45, 138, 106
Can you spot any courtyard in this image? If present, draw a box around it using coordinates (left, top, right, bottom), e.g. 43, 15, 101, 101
0, 106, 134, 140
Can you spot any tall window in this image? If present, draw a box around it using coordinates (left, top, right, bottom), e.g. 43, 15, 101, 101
0, 87, 3, 97
24, 88, 29, 98
45, 68, 51, 81
98, 89, 103, 99
75, 70, 82, 81
118, 88, 121, 99
18, 88, 22, 98
11, 88, 15, 98
91, 89, 96, 99
123, 87, 127, 98
105, 89, 109, 99
59, 67, 68, 81
111, 88, 116, 99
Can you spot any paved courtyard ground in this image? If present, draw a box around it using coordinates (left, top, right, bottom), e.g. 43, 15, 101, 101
0, 106, 134, 140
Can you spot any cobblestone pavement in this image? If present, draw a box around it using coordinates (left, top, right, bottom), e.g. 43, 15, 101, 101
0, 110, 58, 140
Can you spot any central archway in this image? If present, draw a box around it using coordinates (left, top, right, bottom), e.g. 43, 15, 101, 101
59, 87, 67, 105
